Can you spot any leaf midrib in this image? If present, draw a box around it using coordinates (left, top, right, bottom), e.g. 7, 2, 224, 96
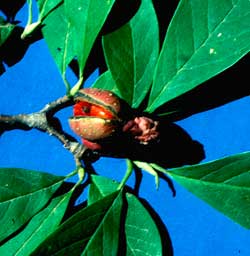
169, 172, 250, 190
149, 0, 239, 110
13, 193, 70, 256
0, 179, 63, 204
81, 192, 121, 255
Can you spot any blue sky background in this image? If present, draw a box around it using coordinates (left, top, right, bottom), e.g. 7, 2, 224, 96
1, 3, 250, 256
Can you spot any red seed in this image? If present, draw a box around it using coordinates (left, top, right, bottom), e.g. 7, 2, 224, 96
89, 105, 114, 119
73, 101, 114, 119
73, 101, 91, 116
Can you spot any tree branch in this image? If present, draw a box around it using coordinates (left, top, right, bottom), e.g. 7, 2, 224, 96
0, 95, 92, 167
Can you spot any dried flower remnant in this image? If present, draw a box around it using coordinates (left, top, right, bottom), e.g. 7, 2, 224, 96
123, 116, 159, 144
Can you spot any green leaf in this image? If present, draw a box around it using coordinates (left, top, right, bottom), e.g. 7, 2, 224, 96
37, 0, 62, 21
88, 177, 163, 255
88, 174, 119, 205
168, 152, 250, 229
92, 70, 123, 99
0, 168, 64, 242
0, 191, 72, 255
22, 0, 63, 39
42, 3, 75, 76
32, 191, 123, 256
147, 0, 250, 112
81, 192, 122, 256
64, 0, 116, 75
125, 193, 162, 256
0, 17, 15, 47
103, 0, 159, 107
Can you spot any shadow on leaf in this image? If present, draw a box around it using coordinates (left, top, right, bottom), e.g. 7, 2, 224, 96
0, 25, 42, 72
140, 197, 174, 256
154, 54, 250, 121
117, 188, 173, 256
69, 0, 141, 81
152, 0, 179, 47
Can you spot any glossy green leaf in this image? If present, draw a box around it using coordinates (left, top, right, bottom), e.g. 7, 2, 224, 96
0, 168, 64, 242
125, 193, 162, 256
42, 3, 75, 75
64, 0, 116, 74
0, 191, 72, 255
32, 191, 123, 256
102, 0, 159, 107
81, 192, 122, 256
0, 17, 15, 47
88, 174, 119, 205
37, 0, 62, 21
88, 176, 163, 254
92, 70, 123, 99
147, 0, 250, 112
168, 152, 250, 229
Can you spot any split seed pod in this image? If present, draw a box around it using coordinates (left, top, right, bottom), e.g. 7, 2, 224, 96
69, 88, 122, 149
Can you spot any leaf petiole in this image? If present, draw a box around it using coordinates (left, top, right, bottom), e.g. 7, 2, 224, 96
62, 72, 72, 95
133, 161, 160, 189
70, 76, 84, 96
21, 0, 41, 39
64, 166, 85, 190
117, 159, 134, 190
149, 163, 168, 175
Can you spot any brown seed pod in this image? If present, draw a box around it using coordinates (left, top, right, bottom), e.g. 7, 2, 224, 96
69, 116, 117, 141
69, 88, 122, 149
